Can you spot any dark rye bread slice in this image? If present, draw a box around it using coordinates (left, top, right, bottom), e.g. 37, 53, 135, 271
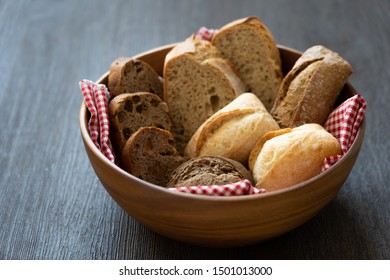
108, 92, 171, 153
166, 156, 253, 187
121, 127, 188, 186
108, 57, 163, 100
271, 45, 352, 128
164, 35, 245, 153
211, 16, 283, 111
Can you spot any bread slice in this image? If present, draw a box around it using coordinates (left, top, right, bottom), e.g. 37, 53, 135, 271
211, 16, 283, 111
108, 92, 171, 153
164, 35, 245, 153
121, 127, 188, 186
166, 156, 253, 187
108, 57, 163, 100
271, 45, 353, 128
184, 93, 279, 166
249, 123, 341, 191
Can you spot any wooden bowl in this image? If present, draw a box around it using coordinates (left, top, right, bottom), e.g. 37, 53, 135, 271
79, 44, 365, 247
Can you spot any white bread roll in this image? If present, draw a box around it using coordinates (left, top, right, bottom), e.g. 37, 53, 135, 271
249, 123, 341, 191
184, 93, 279, 165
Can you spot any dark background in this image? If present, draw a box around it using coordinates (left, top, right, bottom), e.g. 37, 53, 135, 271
1, 0, 389, 259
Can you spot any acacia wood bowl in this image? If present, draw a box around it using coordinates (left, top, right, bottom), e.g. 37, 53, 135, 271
79, 44, 365, 247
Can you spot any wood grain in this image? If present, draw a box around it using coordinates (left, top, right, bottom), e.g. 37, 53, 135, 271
1, 0, 389, 259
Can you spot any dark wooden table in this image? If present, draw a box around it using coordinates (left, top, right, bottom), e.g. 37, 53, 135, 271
1, 0, 389, 260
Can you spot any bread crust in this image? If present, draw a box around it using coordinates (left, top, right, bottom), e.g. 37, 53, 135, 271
271, 45, 353, 127
166, 156, 253, 187
108, 57, 163, 99
184, 93, 279, 166
248, 128, 292, 170
250, 124, 342, 191
195, 108, 256, 157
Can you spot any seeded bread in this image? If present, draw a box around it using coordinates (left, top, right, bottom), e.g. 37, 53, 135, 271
249, 124, 341, 191
271, 45, 353, 128
164, 35, 246, 153
108, 57, 163, 99
211, 16, 283, 111
121, 127, 188, 186
108, 92, 171, 153
166, 156, 253, 187
184, 93, 279, 166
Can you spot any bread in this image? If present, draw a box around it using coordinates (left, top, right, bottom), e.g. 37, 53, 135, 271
121, 127, 188, 186
108, 57, 163, 99
271, 45, 353, 128
184, 93, 279, 166
108, 92, 171, 152
164, 35, 246, 152
211, 16, 283, 111
249, 123, 341, 191
166, 156, 253, 187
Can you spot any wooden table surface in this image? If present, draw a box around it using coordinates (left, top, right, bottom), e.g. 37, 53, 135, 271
1, 0, 389, 260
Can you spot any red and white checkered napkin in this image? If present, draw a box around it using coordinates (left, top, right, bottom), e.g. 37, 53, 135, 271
195, 27, 218, 41
171, 179, 266, 196
79, 79, 115, 163
322, 93, 367, 171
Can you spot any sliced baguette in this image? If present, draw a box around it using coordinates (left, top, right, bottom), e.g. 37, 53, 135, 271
184, 93, 279, 166
108, 57, 163, 100
211, 16, 283, 111
121, 127, 187, 186
108, 92, 171, 153
164, 35, 246, 153
271, 45, 353, 128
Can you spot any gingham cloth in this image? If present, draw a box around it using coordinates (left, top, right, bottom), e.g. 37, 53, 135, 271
195, 27, 218, 41
79, 79, 115, 163
171, 179, 266, 196
322, 94, 366, 171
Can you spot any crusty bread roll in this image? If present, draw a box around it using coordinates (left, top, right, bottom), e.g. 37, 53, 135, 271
211, 16, 283, 111
271, 45, 352, 128
249, 123, 341, 191
164, 35, 245, 153
184, 93, 279, 165
108, 57, 163, 99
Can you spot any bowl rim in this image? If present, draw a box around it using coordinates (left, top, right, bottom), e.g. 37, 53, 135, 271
79, 43, 366, 202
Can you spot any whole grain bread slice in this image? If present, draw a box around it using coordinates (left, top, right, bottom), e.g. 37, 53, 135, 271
211, 16, 283, 111
164, 35, 245, 153
166, 156, 253, 187
108, 92, 171, 154
108, 57, 163, 100
121, 127, 188, 186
